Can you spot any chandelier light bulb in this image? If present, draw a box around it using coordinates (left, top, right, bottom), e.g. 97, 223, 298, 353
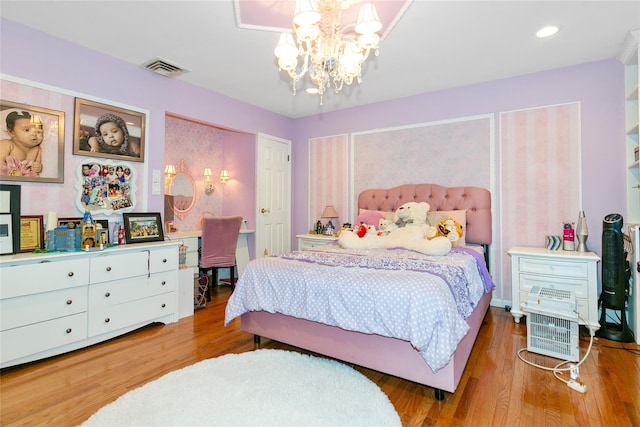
294, 0, 321, 26
355, 3, 382, 34
274, 33, 298, 60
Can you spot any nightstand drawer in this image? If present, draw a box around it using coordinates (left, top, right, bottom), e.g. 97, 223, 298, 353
519, 257, 589, 279
519, 273, 588, 298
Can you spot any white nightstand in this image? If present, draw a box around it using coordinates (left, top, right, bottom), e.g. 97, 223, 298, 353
296, 234, 338, 251
508, 246, 601, 335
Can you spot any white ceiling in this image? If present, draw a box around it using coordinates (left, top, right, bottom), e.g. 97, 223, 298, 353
1, 1, 638, 118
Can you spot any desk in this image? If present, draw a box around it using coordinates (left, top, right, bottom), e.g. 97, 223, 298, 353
167, 229, 254, 278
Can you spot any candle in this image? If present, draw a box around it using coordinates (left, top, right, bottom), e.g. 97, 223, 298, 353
46, 211, 58, 231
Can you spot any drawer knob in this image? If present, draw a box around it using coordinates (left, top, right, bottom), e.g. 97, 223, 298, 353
162, 258, 167, 263
161, 303, 166, 308
66, 328, 72, 334
105, 292, 111, 298
66, 299, 72, 305
68, 272, 74, 277
105, 318, 110, 323
161, 280, 166, 286
106, 266, 112, 272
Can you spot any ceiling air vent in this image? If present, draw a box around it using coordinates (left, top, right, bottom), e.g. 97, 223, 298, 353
141, 57, 190, 78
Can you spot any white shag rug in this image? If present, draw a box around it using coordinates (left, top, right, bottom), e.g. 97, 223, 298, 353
82, 349, 401, 427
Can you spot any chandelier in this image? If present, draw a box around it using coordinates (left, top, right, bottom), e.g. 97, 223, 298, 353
274, 0, 382, 105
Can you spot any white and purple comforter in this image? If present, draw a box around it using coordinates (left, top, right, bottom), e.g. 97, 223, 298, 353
225, 244, 494, 372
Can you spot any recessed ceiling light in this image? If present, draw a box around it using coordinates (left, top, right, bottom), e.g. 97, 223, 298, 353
306, 88, 319, 95
535, 25, 560, 38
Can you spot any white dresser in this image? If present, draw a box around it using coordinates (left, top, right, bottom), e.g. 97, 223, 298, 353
508, 246, 600, 335
0, 241, 180, 368
296, 234, 338, 251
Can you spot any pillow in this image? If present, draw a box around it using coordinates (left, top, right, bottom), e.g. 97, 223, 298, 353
355, 209, 385, 229
428, 209, 467, 246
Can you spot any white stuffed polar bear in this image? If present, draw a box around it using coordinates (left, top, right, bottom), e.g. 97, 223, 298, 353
339, 201, 452, 256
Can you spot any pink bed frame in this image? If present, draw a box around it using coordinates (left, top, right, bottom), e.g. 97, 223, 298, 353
241, 184, 492, 399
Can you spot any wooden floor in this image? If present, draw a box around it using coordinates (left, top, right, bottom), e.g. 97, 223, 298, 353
1, 285, 639, 426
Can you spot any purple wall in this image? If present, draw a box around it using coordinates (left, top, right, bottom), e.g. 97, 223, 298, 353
1, 18, 628, 282
0, 18, 292, 218
292, 60, 627, 262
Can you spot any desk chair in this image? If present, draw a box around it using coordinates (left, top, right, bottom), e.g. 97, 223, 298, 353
199, 215, 243, 300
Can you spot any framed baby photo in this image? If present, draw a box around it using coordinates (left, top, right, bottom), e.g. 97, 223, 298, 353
73, 98, 146, 163
122, 212, 164, 244
0, 100, 65, 183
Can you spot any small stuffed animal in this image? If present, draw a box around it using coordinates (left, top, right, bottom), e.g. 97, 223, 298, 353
377, 218, 398, 236
427, 218, 464, 245
355, 223, 376, 237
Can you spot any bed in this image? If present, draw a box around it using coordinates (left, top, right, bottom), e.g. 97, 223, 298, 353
225, 183, 493, 400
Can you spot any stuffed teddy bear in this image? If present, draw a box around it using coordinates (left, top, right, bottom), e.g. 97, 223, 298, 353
394, 202, 427, 226
339, 201, 452, 256
427, 217, 464, 245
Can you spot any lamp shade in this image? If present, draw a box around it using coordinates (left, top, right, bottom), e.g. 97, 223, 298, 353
355, 3, 382, 34
293, 0, 320, 26
321, 205, 339, 218
203, 168, 213, 178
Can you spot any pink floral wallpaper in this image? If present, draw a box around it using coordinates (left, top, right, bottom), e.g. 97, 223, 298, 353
164, 115, 224, 232
352, 116, 493, 219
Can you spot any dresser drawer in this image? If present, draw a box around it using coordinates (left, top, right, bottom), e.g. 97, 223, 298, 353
89, 271, 176, 307
0, 259, 89, 299
90, 251, 151, 283
518, 257, 589, 279
1, 286, 87, 331
0, 313, 87, 364
519, 273, 588, 298
88, 293, 175, 336
149, 246, 178, 273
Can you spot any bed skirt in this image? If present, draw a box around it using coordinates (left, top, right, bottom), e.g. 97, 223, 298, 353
240, 289, 492, 394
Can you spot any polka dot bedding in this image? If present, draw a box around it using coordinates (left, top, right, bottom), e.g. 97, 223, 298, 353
225, 245, 494, 372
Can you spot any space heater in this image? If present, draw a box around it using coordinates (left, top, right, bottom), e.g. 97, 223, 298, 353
523, 287, 580, 362
597, 213, 634, 342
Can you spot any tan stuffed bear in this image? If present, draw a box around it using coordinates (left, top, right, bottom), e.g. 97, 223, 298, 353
339, 201, 451, 256
427, 217, 464, 246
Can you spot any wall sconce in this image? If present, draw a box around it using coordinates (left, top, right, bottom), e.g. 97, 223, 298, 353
164, 164, 176, 179
164, 164, 176, 194
203, 168, 215, 195
220, 169, 230, 184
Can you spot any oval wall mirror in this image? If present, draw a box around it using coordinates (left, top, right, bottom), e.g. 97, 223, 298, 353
168, 160, 196, 220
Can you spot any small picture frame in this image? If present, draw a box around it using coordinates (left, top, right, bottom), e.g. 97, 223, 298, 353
122, 212, 164, 244
20, 215, 44, 252
73, 98, 145, 162
97, 228, 110, 246
0, 213, 14, 255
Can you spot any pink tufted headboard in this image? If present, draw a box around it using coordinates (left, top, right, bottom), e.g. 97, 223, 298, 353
358, 184, 492, 245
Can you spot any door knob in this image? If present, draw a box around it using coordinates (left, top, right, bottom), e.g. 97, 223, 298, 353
260, 208, 271, 213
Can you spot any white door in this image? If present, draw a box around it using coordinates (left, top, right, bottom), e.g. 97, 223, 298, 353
256, 133, 291, 258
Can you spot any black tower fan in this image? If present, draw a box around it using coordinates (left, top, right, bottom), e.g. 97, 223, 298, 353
596, 213, 633, 342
